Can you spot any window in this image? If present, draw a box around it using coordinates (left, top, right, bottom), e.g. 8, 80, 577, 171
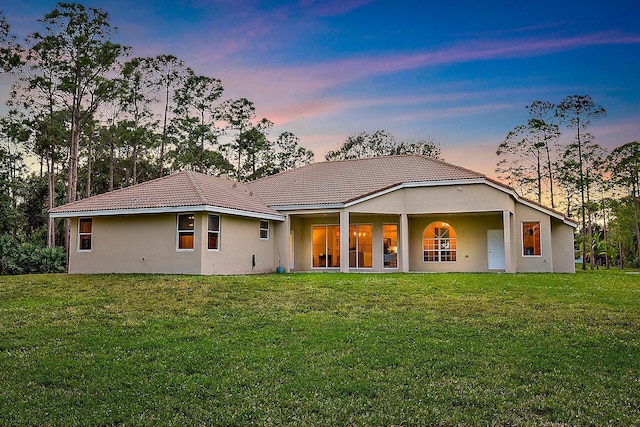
522, 222, 541, 256
177, 214, 195, 250
78, 218, 92, 251
312, 225, 340, 268
423, 222, 457, 262
349, 224, 372, 268
383, 224, 398, 269
208, 215, 220, 250
259, 220, 269, 240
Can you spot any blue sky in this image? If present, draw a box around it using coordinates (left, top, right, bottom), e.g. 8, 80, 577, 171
2, 0, 639, 174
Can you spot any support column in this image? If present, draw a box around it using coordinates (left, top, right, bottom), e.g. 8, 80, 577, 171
282, 214, 291, 273
340, 210, 350, 272
400, 213, 410, 272
503, 210, 514, 273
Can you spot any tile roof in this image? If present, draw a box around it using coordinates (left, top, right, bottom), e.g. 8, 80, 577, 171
49, 170, 282, 217
49, 155, 575, 224
246, 154, 485, 206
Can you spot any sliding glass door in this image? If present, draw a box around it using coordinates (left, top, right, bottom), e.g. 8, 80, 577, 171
312, 225, 340, 268
349, 224, 372, 268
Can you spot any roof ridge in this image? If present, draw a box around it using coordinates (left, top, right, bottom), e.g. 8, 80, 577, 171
185, 170, 211, 205
248, 154, 449, 185
417, 154, 486, 178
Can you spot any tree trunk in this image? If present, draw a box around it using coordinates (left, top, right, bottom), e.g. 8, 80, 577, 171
199, 112, 204, 173
577, 124, 587, 271
545, 143, 555, 208
536, 148, 542, 204
160, 85, 169, 177
47, 151, 55, 248
586, 170, 594, 270
65, 101, 82, 257
86, 134, 92, 198
603, 210, 609, 269
132, 143, 138, 185
619, 240, 624, 270
633, 184, 640, 268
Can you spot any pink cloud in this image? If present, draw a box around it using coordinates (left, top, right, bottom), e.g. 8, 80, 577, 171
268, 99, 343, 125
209, 30, 640, 101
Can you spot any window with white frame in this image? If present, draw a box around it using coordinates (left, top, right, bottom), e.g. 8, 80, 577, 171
259, 220, 269, 240
522, 221, 541, 256
78, 218, 92, 251
423, 221, 457, 262
177, 214, 195, 250
208, 214, 220, 250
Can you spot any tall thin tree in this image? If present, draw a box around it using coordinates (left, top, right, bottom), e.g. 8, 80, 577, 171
555, 95, 606, 270
145, 54, 186, 177
606, 141, 640, 267
27, 3, 127, 252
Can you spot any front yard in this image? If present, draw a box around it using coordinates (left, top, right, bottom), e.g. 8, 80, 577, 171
0, 271, 638, 425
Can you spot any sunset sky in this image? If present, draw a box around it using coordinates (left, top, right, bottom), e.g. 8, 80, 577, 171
2, 0, 639, 175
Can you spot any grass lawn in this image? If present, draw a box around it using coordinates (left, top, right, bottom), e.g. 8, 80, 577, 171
1, 271, 639, 426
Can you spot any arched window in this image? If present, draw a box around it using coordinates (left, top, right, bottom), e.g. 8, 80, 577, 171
423, 222, 457, 262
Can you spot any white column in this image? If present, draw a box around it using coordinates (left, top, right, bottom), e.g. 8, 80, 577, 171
340, 210, 350, 272
400, 213, 409, 272
503, 210, 514, 273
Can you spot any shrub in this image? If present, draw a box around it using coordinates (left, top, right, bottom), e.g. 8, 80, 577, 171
0, 234, 22, 275
0, 234, 66, 274
37, 246, 66, 273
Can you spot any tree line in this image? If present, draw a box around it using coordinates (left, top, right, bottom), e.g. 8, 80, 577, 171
497, 96, 639, 269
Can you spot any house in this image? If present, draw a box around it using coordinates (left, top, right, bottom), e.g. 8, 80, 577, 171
49, 155, 577, 274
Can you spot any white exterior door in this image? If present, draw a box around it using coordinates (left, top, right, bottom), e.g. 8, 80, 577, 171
487, 229, 505, 270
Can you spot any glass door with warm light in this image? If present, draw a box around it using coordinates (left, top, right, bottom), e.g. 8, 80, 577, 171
349, 224, 372, 268
383, 224, 398, 269
312, 225, 340, 268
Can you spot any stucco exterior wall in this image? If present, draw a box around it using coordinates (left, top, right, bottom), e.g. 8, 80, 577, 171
551, 218, 576, 273
68, 213, 278, 275
200, 214, 277, 275
351, 183, 515, 215
68, 214, 202, 274
513, 204, 553, 272
408, 214, 504, 272
404, 184, 515, 214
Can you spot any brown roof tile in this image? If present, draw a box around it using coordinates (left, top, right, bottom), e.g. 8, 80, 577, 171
246, 154, 485, 206
49, 171, 282, 217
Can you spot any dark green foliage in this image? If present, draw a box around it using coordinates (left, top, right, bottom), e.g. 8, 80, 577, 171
17, 174, 48, 242
0, 234, 20, 274
496, 101, 560, 206
0, 11, 22, 72
0, 235, 65, 274
325, 130, 442, 161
